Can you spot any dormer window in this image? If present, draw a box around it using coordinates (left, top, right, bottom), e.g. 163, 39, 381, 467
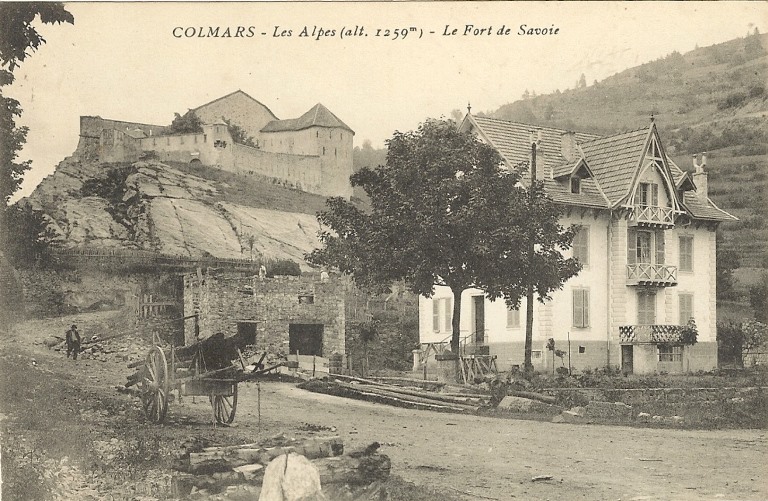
638, 182, 659, 207
570, 177, 581, 194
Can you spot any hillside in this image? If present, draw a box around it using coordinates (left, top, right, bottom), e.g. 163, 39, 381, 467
487, 32, 768, 271
23, 144, 332, 269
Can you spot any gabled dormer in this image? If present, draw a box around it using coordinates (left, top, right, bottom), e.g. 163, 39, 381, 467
624, 123, 684, 228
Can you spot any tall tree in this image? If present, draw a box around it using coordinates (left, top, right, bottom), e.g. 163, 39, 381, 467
0, 2, 74, 209
307, 119, 580, 356
169, 110, 203, 134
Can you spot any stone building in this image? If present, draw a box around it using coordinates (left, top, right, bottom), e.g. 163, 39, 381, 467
419, 114, 736, 375
183, 270, 345, 358
80, 90, 354, 198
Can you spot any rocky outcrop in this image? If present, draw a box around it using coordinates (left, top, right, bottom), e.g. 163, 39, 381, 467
24, 155, 324, 269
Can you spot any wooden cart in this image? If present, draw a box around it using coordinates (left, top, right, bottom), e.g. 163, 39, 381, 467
138, 331, 284, 425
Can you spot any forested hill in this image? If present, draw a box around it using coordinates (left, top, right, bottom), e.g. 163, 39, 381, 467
488, 31, 767, 154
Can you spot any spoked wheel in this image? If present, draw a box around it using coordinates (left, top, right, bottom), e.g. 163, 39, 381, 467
210, 384, 238, 425
140, 346, 169, 424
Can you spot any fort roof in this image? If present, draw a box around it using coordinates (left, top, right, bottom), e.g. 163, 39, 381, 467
261, 103, 354, 134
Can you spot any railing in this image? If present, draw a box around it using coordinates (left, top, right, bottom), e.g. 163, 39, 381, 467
626, 263, 677, 286
619, 324, 685, 344
418, 332, 476, 366
632, 205, 675, 227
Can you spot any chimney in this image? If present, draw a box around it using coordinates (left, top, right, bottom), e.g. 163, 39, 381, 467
561, 131, 578, 163
692, 152, 708, 198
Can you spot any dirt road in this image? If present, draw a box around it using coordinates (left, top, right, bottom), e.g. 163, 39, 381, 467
242, 383, 767, 501
1, 313, 766, 500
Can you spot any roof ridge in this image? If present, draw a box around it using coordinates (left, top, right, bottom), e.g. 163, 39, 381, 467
581, 125, 650, 145
473, 115, 602, 138
192, 90, 279, 120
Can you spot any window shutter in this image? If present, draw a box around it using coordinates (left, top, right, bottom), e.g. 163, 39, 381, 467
652, 184, 659, 206
432, 300, 440, 331
655, 231, 665, 264
582, 290, 590, 327
573, 289, 583, 327
444, 298, 452, 333
627, 228, 637, 264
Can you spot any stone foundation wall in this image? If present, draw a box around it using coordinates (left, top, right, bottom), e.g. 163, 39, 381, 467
184, 272, 345, 356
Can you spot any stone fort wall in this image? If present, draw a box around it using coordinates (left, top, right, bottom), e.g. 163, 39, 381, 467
81, 115, 352, 198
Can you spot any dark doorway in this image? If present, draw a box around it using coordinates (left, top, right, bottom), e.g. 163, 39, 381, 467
472, 296, 485, 344
236, 322, 257, 345
621, 345, 634, 374
289, 324, 324, 356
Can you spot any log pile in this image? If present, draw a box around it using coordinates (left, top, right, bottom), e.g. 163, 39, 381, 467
299, 375, 491, 413
172, 435, 390, 496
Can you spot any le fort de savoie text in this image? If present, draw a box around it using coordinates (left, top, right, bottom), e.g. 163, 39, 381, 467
172, 24, 561, 40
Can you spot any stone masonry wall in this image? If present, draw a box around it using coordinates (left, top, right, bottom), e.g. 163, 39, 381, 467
184, 272, 345, 356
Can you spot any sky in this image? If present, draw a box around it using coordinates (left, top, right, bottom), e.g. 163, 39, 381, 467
8, 1, 768, 200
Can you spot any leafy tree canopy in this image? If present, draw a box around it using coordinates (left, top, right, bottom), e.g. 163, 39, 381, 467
307, 118, 580, 351
0, 2, 73, 209
223, 118, 257, 148
169, 110, 203, 134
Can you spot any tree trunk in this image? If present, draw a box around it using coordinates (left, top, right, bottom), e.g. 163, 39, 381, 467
314, 454, 391, 485
187, 436, 343, 473
451, 287, 463, 354
524, 283, 534, 375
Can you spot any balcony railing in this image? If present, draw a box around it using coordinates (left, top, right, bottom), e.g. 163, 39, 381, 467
619, 324, 685, 344
626, 263, 677, 286
631, 205, 675, 227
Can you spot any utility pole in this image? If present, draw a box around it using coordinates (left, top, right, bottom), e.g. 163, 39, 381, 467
524, 131, 540, 376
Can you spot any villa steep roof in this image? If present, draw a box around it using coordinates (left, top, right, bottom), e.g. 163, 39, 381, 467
261, 103, 354, 134
579, 128, 649, 205
466, 115, 735, 221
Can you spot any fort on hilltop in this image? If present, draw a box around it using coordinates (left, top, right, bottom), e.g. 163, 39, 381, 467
77, 90, 355, 199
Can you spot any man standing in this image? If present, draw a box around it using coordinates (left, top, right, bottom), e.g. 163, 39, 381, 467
66, 324, 81, 360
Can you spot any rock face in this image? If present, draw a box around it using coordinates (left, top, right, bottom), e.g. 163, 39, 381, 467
25, 152, 324, 269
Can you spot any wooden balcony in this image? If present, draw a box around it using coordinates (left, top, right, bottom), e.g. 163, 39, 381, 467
626, 263, 677, 287
618, 324, 685, 344
630, 205, 675, 228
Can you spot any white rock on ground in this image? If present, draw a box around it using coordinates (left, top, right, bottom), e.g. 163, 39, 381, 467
259, 452, 327, 501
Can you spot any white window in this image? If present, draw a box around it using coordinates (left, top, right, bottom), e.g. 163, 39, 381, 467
679, 293, 694, 325
679, 236, 694, 272
639, 182, 659, 206
506, 306, 520, 328
638, 291, 656, 325
432, 300, 439, 332
658, 345, 682, 362
573, 226, 589, 265
572, 289, 590, 328
628, 229, 664, 264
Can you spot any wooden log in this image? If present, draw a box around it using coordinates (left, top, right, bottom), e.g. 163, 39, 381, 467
313, 453, 391, 485
334, 381, 479, 411
187, 436, 343, 473
510, 391, 557, 405
338, 386, 474, 413
360, 382, 488, 406
332, 374, 487, 403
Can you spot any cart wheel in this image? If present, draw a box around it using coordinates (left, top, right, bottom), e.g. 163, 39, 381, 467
210, 384, 238, 425
140, 346, 169, 424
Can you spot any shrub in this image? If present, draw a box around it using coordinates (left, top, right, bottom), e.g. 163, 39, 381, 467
717, 91, 747, 110
264, 259, 301, 277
